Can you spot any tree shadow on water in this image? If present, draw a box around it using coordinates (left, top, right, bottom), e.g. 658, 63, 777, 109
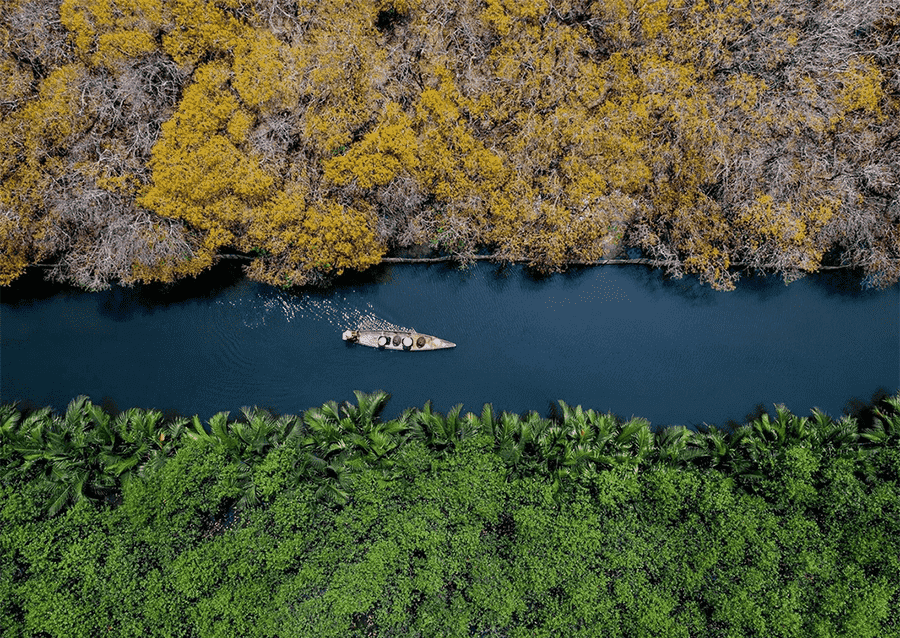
521, 264, 595, 293
625, 266, 720, 306
1, 267, 73, 307
713, 389, 899, 432
96, 260, 248, 322
810, 267, 898, 299
843, 387, 896, 430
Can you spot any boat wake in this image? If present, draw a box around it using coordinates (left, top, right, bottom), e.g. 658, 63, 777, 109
216, 289, 411, 332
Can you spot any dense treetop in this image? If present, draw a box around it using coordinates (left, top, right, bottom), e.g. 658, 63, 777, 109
1, 392, 899, 635
1, 0, 898, 289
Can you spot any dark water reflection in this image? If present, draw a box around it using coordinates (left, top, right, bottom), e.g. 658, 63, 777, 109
2, 262, 897, 429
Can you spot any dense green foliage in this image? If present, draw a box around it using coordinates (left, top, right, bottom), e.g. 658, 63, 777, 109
1, 392, 899, 636
2, 0, 899, 290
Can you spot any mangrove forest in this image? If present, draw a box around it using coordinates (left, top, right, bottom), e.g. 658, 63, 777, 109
1, 391, 899, 636
1, 0, 899, 291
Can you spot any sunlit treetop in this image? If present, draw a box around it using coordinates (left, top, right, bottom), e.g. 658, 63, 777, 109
0, 0, 896, 290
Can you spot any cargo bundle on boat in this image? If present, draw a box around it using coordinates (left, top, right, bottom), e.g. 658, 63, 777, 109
342, 329, 455, 351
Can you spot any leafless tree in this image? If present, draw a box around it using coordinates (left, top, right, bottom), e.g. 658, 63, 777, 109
2, 0, 71, 76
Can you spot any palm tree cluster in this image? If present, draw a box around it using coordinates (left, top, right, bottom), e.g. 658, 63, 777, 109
2, 391, 898, 518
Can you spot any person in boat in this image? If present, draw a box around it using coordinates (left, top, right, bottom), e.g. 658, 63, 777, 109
376, 334, 415, 348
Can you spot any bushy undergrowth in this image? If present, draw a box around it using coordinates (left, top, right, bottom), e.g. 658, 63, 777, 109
1, 392, 899, 636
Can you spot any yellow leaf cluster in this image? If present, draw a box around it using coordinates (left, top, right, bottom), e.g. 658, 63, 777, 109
139, 62, 274, 267
0, 215, 31, 286
833, 58, 884, 122
638, 0, 681, 40
232, 30, 300, 112
0, 56, 34, 106
735, 194, 836, 256
482, 0, 548, 35
163, 0, 244, 66
59, 0, 164, 68
291, 0, 388, 153
242, 190, 384, 285
413, 87, 506, 204
323, 103, 418, 189
94, 30, 156, 68
725, 74, 769, 114
736, 195, 804, 246
19, 64, 93, 149
664, 198, 733, 289
0, 64, 99, 283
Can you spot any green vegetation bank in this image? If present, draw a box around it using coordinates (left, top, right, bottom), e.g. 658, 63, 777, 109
2, 392, 899, 636
1, 0, 899, 290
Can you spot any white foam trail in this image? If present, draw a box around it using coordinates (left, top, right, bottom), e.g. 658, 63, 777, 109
217, 291, 411, 331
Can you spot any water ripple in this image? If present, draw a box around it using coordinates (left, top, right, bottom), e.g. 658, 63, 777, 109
216, 291, 412, 332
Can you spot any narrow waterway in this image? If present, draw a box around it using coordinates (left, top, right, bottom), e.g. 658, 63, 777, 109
1, 262, 897, 428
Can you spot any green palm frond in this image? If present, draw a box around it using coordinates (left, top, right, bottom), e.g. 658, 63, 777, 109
165, 417, 189, 445
863, 397, 900, 448
63, 396, 91, 432
479, 403, 497, 438
0, 404, 22, 473
344, 390, 391, 428
819, 414, 859, 453
498, 411, 521, 442
87, 401, 111, 432
101, 450, 142, 477
444, 403, 468, 443
186, 414, 213, 444
616, 417, 650, 448
46, 482, 75, 518
631, 423, 654, 463
0, 403, 20, 430
410, 401, 460, 453
208, 412, 236, 449
235, 482, 260, 511
497, 437, 524, 469
319, 401, 343, 426
277, 414, 306, 448
315, 481, 350, 505
136, 452, 169, 479
558, 401, 588, 432
654, 426, 690, 466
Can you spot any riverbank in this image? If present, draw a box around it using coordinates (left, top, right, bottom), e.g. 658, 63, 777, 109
1, 392, 898, 637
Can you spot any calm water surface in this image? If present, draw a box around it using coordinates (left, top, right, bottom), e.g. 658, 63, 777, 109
2, 263, 897, 428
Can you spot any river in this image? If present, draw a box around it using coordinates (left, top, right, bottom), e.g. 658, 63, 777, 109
1, 261, 897, 428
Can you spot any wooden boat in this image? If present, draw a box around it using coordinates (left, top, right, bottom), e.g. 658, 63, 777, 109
342, 329, 456, 351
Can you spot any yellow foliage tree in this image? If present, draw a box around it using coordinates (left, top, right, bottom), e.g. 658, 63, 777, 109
138, 61, 275, 272
2, 0, 898, 289
733, 194, 837, 277
290, 0, 389, 153
242, 187, 384, 286
0, 64, 95, 285
59, 0, 164, 68
232, 29, 299, 113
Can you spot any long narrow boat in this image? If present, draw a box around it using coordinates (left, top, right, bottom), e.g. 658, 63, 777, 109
342, 329, 456, 351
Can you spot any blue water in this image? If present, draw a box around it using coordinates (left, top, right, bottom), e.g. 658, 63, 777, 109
1, 262, 897, 428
